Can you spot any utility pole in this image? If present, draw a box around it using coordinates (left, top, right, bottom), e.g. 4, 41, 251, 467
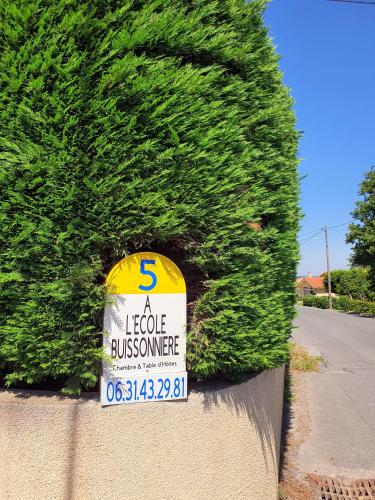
324, 225, 333, 309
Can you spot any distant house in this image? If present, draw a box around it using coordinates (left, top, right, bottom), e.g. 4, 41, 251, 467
296, 273, 325, 297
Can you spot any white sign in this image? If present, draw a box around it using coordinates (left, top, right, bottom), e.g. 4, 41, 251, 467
101, 252, 187, 406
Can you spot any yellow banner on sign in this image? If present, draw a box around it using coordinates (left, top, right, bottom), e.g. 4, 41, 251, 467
105, 252, 186, 295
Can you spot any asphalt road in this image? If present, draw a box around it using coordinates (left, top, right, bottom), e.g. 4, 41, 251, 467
291, 305, 375, 477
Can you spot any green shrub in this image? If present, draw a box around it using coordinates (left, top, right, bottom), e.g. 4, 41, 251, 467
303, 295, 375, 316
334, 295, 351, 311
323, 268, 374, 300
0, 0, 299, 393
340, 298, 375, 316
302, 296, 329, 309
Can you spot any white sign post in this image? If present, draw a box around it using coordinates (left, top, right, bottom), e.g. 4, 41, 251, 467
101, 252, 187, 406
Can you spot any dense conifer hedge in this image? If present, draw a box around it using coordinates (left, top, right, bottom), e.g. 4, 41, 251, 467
0, 0, 299, 393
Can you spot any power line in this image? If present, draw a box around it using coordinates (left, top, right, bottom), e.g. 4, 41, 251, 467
328, 0, 375, 4
300, 229, 324, 246
299, 225, 329, 241
300, 221, 352, 243
326, 221, 352, 229
299, 228, 322, 241
329, 228, 348, 234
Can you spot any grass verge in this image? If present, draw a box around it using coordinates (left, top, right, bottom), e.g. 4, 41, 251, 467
289, 342, 321, 372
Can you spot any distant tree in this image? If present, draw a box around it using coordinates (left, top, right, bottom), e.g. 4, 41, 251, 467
347, 167, 375, 288
323, 268, 374, 300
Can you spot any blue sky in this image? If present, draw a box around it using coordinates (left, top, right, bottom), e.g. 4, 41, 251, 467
264, 0, 375, 276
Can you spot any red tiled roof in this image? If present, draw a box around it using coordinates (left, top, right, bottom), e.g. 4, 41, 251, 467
296, 276, 324, 289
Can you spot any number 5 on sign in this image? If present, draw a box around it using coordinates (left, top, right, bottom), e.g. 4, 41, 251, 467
138, 259, 157, 291
104, 252, 186, 295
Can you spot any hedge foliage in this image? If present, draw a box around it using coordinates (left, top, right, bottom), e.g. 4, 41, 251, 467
0, 0, 299, 394
322, 268, 375, 301
347, 167, 375, 288
303, 295, 375, 316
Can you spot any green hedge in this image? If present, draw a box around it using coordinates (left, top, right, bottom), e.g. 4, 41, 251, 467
0, 0, 299, 394
302, 295, 375, 316
322, 268, 375, 301
302, 296, 329, 309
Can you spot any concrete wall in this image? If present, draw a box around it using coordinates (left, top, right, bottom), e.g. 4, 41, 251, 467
0, 367, 284, 500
